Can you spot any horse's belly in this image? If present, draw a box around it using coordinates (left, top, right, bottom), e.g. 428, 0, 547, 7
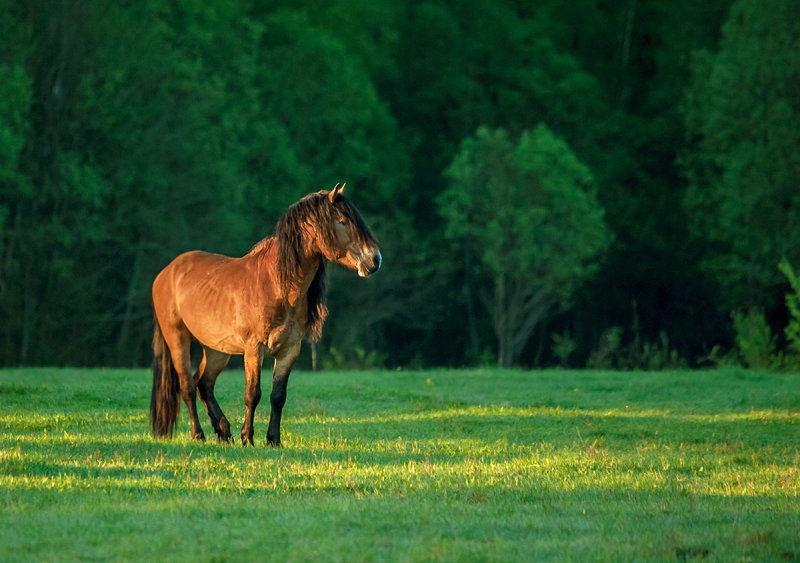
176, 279, 248, 355
179, 309, 245, 355
194, 327, 246, 355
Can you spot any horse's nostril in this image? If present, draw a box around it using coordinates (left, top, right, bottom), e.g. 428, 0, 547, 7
371, 251, 382, 273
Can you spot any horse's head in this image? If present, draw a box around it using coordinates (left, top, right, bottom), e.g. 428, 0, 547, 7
276, 185, 381, 285
273, 185, 380, 341
320, 183, 381, 278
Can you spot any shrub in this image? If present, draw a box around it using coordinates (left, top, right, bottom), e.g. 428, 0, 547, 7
778, 258, 800, 368
640, 331, 683, 371
551, 331, 576, 367
321, 346, 387, 371
731, 308, 780, 370
587, 326, 623, 369
697, 344, 739, 368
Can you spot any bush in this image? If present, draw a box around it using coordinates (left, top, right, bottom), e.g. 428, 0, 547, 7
639, 331, 683, 371
551, 331, 576, 367
588, 326, 685, 371
731, 308, 780, 370
779, 258, 800, 368
697, 344, 739, 368
321, 346, 387, 371
587, 326, 623, 369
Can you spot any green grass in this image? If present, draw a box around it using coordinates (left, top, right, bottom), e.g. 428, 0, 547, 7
0, 367, 798, 561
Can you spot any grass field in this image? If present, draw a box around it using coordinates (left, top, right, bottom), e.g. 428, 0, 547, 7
0, 367, 798, 561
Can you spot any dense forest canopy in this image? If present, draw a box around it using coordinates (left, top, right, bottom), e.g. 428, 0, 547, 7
0, 0, 797, 369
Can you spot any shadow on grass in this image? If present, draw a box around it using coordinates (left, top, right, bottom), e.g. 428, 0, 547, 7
2, 455, 798, 562
2, 402, 795, 491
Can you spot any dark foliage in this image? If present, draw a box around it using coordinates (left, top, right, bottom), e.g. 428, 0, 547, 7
2, 0, 795, 368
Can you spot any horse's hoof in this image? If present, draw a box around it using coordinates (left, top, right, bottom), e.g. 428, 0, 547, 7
267, 436, 282, 448
218, 420, 232, 442
192, 431, 206, 441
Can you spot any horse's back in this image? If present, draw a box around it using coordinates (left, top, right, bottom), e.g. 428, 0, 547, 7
153, 250, 234, 306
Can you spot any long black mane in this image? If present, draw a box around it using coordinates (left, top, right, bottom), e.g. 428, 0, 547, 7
271, 189, 376, 341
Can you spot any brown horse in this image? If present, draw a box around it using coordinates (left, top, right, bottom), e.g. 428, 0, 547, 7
150, 184, 381, 446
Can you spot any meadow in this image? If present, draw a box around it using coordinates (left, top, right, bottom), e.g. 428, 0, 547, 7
0, 367, 798, 561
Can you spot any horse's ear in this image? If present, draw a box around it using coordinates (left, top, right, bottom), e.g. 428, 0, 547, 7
328, 182, 346, 203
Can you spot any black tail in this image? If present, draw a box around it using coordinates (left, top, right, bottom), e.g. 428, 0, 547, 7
150, 318, 180, 438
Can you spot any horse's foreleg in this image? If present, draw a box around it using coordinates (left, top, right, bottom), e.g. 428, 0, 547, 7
196, 347, 232, 443
241, 347, 264, 446
266, 343, 301, 447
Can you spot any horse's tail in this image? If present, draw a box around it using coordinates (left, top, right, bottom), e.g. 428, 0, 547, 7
150, 317, 180, 438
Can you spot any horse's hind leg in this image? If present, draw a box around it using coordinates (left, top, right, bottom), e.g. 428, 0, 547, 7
196, 347, 232, 443
161, 322, 206, 441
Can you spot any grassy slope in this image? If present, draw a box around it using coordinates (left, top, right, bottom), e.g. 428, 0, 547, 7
0, 367, 798, 561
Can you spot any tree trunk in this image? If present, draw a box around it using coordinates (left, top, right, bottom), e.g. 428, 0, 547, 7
311, 341, 318, 372
21, 267, 35, 365
494, 274, 508, 367
463, 241, 480, 363
620, 0, 637, 105
116, 242, 144, 366
492, 274, 556, 368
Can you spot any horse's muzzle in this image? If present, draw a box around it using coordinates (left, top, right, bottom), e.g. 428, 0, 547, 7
358, 249, 382, 278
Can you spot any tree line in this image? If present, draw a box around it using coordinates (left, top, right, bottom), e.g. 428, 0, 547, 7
0, 0, 798, 369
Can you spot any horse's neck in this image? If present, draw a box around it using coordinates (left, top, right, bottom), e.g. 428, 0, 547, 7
286, 256, 322, 307
251, 241, 320, 308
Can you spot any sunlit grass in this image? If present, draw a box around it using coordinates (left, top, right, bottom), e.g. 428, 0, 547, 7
0, 367, 798, 560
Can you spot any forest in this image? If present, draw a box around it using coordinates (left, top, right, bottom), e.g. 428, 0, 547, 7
0, 0, 798, 369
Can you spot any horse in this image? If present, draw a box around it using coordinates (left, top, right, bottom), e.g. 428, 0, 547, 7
149, 184, 381, 446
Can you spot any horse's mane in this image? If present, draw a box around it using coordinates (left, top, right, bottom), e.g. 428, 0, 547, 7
261, 190, 375, 342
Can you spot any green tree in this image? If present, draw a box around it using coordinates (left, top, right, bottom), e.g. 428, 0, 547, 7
373, 1, 617, 366
682, 0, 800, 310
778, 258, 800, 366
440, 126, 610, 367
